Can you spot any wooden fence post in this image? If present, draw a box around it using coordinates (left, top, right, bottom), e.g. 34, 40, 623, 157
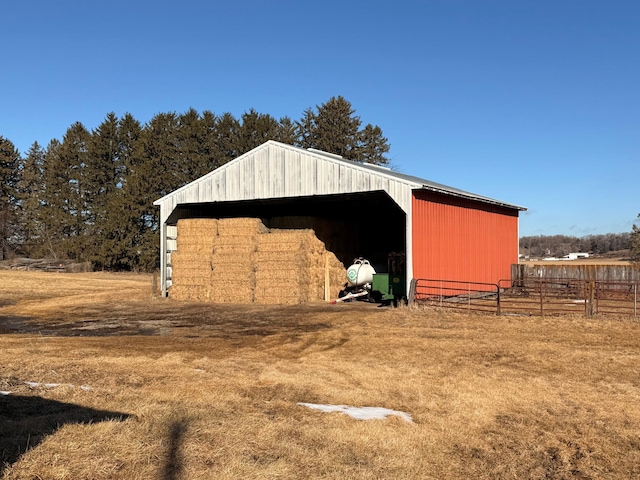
587, 280, 595, 317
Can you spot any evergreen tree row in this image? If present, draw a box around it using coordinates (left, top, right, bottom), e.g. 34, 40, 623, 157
0, 97, 390, 270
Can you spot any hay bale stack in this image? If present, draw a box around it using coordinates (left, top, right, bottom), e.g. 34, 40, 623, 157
209, 218, 264, 303
254, 229, 345, 304
170, 217, 345, 304
170, 219, 218, 301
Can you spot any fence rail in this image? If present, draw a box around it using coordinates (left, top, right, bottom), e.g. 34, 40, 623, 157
412, 277, 638, 319
413, 279, 500, 314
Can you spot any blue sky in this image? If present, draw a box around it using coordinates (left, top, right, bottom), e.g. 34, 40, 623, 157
2, 0, 638, 237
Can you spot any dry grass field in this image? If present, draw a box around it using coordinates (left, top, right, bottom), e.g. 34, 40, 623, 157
1, 270, 639, 479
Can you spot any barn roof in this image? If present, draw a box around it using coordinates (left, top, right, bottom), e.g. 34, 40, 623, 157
154, 140, 525, 224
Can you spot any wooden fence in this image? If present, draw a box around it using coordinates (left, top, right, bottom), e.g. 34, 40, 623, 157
511, 264, 640, 283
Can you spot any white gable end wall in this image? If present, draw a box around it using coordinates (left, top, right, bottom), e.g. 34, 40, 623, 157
154, 142, 418, 225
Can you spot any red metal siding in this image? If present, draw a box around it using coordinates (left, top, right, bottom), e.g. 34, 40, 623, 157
412, 190, 519, 285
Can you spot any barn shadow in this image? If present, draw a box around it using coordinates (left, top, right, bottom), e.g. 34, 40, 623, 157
0, 394, 130, 474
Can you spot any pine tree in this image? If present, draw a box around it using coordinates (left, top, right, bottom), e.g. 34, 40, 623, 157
0, 136, 20, 260
236, 109, 280, 153
214, 112, 240, 166
40, 139, 70, 259
59, 122, 91, 261
357, 124, 390, 165
87, 113, 123, 267
177, 108, 216, 184
16, 141, 46, 257
313, 96, 361, 159
114, 113, 180, 271
275, 116, 297, 145
99, 114, 144, 270
296, 108, 318, 150
295, 96, 390, 164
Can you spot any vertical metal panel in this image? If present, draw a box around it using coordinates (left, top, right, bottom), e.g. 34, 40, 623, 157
412, 190, 519, 285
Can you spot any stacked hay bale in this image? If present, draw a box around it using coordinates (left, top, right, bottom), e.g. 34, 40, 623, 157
170, 217, 346, 304
169, 218, 218, 301
210, 218, 267, 303
267, 216, 358, 264
254, 229, 345, 304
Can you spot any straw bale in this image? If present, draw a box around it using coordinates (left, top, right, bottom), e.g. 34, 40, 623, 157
171, 259, 213, 271
176, 226, 218, 237
254, 253, 311, 266
169, 285, 212, 302
177, 234, 217, 248
213, 241, 257, 255
172, 271, 212, 283
256, 230, 314, 243
174, 246, 215, 257
212, 266, 255, 279
211, 283, 254, 303
212, 273, 255, 285
171, 251, 214, 265
255, 268, 304, 283
177, 218, 219, 229
255, 241, 306, 253
217, 218, 268, 236
210, 257, 254, 268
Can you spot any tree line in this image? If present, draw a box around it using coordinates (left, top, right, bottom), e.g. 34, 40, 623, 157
520, 232, 634, 259
0, 97, 390, 270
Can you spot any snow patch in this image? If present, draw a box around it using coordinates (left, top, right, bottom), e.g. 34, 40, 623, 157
298, 402, 413, 423
0, 391, 11, 396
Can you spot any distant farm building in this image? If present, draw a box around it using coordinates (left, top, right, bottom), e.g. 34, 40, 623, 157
563, 253, 590, 260
154, 141, 526, 303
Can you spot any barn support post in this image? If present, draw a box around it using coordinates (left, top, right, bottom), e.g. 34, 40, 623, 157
160, 221, 168, 297
405, 193, 413, 298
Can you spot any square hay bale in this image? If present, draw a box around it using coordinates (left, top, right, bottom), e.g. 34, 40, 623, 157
210, 257, 255, 270
176, 218, 219, 237
171, 270, 212, 284
177, 234, 217, 249
171, 252, 214, 266
213, 239, 257, 255
254, 253, 310, 266
211, 282, 255, 303
169, 285, 212, 302
255, 268, 304, 283
217, 218, 268, 236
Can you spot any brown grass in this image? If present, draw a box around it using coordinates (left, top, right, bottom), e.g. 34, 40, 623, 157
1, 270, 640, 479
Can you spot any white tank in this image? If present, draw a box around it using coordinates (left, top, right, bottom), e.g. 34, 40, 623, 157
346, 258, 376, 287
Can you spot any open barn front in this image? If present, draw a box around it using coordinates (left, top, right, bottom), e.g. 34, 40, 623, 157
166, 191, 406, 304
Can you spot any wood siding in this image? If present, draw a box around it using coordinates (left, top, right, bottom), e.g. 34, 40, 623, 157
412, 190, 519, 285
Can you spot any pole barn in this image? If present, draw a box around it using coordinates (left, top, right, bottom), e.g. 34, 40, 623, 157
154, 141, 526, 301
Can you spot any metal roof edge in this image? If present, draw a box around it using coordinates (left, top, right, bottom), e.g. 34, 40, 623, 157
415, 185, 527, 211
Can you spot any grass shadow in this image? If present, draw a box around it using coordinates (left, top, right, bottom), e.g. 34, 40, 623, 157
0, 394, 130, 474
